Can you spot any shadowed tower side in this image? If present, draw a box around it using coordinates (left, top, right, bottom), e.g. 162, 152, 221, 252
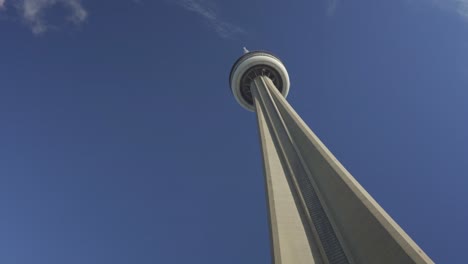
229, 50, 434, 264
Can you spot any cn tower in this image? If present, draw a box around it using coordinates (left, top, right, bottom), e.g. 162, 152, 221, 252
229, 49, 434, 264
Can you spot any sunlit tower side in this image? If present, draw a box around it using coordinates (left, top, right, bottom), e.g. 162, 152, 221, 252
229, 49, 434, 264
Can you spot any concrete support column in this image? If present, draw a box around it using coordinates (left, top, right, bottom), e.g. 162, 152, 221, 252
251, 76, 433, 264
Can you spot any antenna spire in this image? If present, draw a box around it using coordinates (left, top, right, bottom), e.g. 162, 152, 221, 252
243, 47, 249, 54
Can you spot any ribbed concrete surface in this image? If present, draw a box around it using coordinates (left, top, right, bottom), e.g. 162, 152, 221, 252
251, 76, 434, 264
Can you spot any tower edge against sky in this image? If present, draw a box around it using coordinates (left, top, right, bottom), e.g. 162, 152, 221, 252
230, 51, 434, 264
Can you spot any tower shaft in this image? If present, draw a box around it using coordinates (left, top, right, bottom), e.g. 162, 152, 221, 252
251, 76, 433, 264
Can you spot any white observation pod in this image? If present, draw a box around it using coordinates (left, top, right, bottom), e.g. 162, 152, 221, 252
229, 51, 290, 111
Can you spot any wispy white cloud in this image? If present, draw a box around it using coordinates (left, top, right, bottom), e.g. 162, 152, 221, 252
174, 0, 244, 39
433, 0, 468, 20
326, 0, 339, 16
0, 0, 87, 34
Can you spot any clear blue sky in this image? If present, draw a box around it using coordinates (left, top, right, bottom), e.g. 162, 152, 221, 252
1, 0, 467, 263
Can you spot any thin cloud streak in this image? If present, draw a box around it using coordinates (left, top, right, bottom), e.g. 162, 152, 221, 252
174, 0, 244, 39
436, 0, 468, 20
327, 0, 339, 16
0, 0, 87, 34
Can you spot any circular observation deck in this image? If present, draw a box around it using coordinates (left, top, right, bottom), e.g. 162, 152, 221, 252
229, 51, 290, 111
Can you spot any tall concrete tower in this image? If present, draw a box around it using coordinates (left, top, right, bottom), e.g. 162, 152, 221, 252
229, 50, 434, 264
